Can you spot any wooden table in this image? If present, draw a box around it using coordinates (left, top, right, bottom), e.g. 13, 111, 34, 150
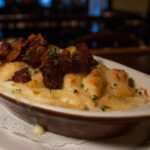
90, 47, 150, 75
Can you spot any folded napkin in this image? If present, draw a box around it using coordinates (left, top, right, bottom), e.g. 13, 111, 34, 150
0, 103, 84, 147
0, 101, 150, 150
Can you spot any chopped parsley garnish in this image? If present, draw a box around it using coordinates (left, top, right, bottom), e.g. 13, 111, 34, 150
34, 71, 39, 75
11, 90, 14, 93
135, 89, 142, 95
26, 49, 31, 55
16, 89, 21, 92
138, 91, 142, 95
25, 68, 29, 74
114, 83, 118, 86
101, 108, 105, 111
54, 59, 59, 65
80, 84, 84, 87
23, 55, 30, 61
49, 47, 57, 57
92, 95, 99, 100
73, 89, 79, 93
11, 83, 15, 86
46, 56, 49, 59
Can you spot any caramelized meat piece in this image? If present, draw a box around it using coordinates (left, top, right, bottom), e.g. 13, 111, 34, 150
27, 33, 47, 47
40, 43, 97, 89
0, 42, 12, 59
22, 46, 47, 68
41, 67, 64, 89
22, 34, 47, 67
58, 52, 74, 73
12, 67, 31, 83
72, 43, 98, 73
6, 38, 27, 62
40, 47, 63, 89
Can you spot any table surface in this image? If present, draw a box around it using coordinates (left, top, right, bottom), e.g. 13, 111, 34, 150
102, 53, 150, 75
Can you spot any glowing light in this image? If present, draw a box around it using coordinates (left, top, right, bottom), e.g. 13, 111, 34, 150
103, 0, 109, 10
0, 0, 5, 8
91, 22, 99, 33
16, 0, 22, 2
88, 0, 101, 17
39, 0, 52, 7
80, 0, 86, 2
0, 30, 3, 38
92, 41, 98, 48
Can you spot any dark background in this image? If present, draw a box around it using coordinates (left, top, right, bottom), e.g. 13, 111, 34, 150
0, 0, 150, 75
0, 0, 150, 48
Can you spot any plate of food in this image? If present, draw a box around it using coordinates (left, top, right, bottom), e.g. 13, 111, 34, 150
0, 33, 149, 139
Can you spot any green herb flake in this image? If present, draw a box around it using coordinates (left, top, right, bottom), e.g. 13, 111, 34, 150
25, 68, 29, 74
114, 83, 118, 86
34, 71, 39, 75
26, 49, 31, 55
138, 91, 142, 95
16, 89, 21, 92
46, 56, 49, 59
23, 55, 30, 61
101, 108, 105, 111
92, 95, 99, 100
11, 90, 14, 93
11, 83, 15, 86
54, 59, 59, 65
80, 84, 84, 87
49, 47, 57, 57
73, 89, 79, 93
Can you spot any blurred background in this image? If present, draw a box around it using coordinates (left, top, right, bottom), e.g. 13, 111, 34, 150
0, 0, 150, 73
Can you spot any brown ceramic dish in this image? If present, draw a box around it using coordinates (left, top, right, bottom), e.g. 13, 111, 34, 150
0, 56, 150, 139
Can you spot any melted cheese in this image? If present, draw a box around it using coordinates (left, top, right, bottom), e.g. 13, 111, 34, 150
0, 62, 148, 111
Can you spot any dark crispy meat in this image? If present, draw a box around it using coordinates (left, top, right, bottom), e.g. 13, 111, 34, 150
6, 38, 27, 62
40, 43, 97, 89
41, 67, 64, 89
58, 52, 74, 73
12, 67, 31, 83
22, 34, 47, 67
0, 33, 97, 90
72, 43, 97, 73
40, 47, 64, 89
0, 42, 12, 59
27, 33, 47, 47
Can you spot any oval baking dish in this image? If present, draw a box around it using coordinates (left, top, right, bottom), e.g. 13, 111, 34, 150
0, 56, 150, 139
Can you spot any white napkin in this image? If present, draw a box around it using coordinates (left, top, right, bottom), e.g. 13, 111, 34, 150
0, 103, 84, 147
0, 102, 150, 149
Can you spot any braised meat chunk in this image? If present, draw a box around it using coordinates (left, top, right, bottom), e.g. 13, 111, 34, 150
6, 38, 27, 62
40, 43, 97, 89
12, 67, 31, 83
22, 34, 48, 67
0, 33, 97, 90
0, 42, 12, 59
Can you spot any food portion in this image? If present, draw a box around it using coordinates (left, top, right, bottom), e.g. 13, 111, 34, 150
0, 34, 148, 111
